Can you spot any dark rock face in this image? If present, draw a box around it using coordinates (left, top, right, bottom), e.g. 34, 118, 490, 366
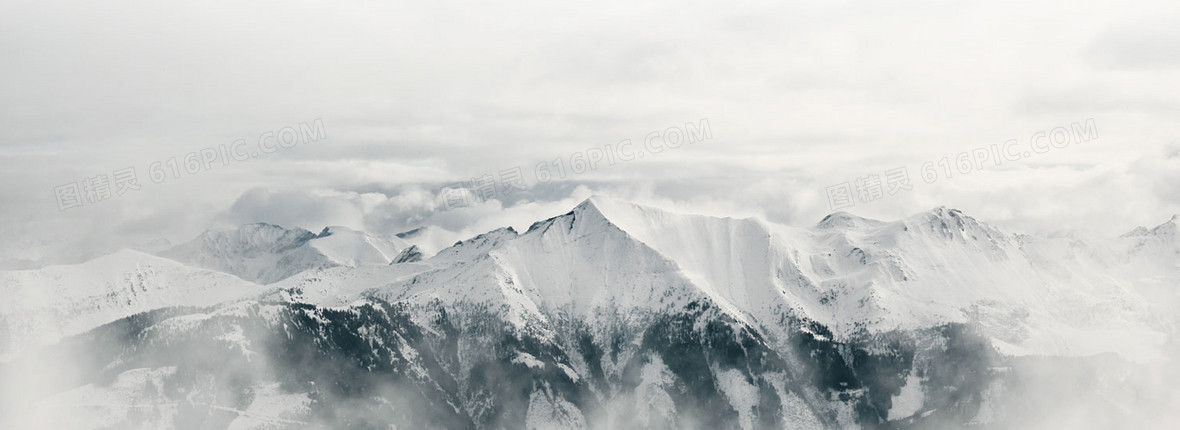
1, 292, 1028, 430
391, 245, 424, 264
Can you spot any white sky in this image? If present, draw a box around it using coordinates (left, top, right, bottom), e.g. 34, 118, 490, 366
2, 0, 1179, 265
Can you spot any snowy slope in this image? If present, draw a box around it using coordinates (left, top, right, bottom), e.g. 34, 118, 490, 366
350, 201, 721, 335
7, 198, 1180, 430
159, 223, 407, 284
321, 197, 1173, 362
262, 227, 512, 306
608, 199, 1171, 360
394, 225, 466, 257
0, 249, 266, 357
309, 226, 402, 266
803, 207, 1166, 360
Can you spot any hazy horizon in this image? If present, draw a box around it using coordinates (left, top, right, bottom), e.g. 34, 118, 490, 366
3, 0, 1179, 264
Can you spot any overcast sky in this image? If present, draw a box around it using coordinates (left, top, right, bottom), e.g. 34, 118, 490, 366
2, 0, 1179, 265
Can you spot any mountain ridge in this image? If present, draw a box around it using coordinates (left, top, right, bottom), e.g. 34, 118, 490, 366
265, 197, 1171, 361
4, 198, 1179, 429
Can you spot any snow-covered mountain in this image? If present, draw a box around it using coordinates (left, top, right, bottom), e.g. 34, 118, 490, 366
281, 198, 1172, 361
394, 225, 466, 257
4, 198, 1179, 429
158, 223, 410, 284
0, 249, 266, 357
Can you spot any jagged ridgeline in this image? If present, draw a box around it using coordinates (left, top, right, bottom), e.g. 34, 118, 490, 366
2, 197, 1176, 429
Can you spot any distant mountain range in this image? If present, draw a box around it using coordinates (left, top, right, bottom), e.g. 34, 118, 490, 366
2, 197, 1177, 429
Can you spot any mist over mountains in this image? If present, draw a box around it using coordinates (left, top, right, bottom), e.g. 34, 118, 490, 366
6, 0, 1180, 428
2, 197, 1177, 429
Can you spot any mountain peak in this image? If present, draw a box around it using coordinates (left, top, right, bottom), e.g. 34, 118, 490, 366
317, 225, 361, 238
908, 206, 976, 225
161, 222, 402, 283
427, 227, 519, 264
816, 211, 882, 229
927, 205, 963, 217
392, 225, 465, 257
895, 206, 1009, 243
192, 223, 316, 253
572, 195, 637, 220
390, 245, 424, 264
1121, 226, 1151, 238
564, 196, 689, 241
1121, 215, 1180, 238
526, 197, 618, 235
218, 222, 303, 234
1150, 215, 1179, 237
572, 196, 608, 217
